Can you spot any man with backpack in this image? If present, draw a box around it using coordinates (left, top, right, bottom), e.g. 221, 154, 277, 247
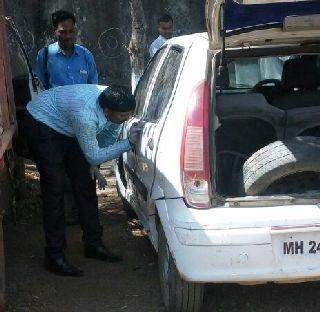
36, 9, 98, 89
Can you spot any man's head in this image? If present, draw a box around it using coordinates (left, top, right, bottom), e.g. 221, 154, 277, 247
52, 10, 76, 51
99, 85, 136, 124
157, 13, 173, 39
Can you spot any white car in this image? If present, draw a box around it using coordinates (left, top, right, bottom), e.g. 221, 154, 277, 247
114, 1, 320, 311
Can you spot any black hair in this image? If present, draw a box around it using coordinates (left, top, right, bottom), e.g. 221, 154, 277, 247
158, 13, 173, 25
52, 10, 76, 29
99, 85, 136, 112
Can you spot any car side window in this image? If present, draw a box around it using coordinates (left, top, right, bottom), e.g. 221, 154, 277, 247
144, 46, 184, 122
134, 48, 166, 117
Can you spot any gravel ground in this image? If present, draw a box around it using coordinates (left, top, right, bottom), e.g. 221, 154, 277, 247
4, 162, 320, 311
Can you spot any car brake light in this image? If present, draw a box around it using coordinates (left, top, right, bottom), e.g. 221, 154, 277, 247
181, 81, 211, 208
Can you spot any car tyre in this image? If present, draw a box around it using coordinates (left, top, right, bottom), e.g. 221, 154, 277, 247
158, 221, 204, 312
240, 136, 320, 195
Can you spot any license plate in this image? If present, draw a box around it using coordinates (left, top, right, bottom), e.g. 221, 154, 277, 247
271, 228, 320, 265
283, 240, 320, 255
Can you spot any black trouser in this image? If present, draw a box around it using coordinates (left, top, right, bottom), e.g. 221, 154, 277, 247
24, 112, 103, 256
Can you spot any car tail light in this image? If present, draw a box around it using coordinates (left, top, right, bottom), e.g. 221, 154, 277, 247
180, 81, 211, 208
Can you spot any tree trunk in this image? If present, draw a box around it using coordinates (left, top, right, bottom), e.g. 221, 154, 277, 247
129, 0, 147, 92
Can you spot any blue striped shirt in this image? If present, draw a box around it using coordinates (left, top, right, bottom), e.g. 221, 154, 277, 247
36, 42, 98, 89
27, 84, 131, 166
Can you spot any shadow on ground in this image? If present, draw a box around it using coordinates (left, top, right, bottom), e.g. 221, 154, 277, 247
5, 162, 320, 312
4, 162, 161, 312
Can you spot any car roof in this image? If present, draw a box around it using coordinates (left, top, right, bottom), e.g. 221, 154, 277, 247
165, 32, 208, 47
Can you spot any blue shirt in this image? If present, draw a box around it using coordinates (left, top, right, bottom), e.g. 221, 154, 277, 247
36, 42, 98, 89
149, 35, 167, 58
26, 84, 131, 166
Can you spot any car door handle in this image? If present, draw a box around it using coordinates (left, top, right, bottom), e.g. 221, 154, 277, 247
147, 138, 154, 150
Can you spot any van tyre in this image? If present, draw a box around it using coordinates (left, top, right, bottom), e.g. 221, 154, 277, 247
241, 136, 320, 196
158, 222, 204, 312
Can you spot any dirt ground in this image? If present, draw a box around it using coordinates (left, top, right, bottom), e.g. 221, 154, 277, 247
4, 162, 320, 312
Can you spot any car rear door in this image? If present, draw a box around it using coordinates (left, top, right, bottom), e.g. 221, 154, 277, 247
120, 47, 168, 226
123, 44, 187, 226
206, 0, 320, 51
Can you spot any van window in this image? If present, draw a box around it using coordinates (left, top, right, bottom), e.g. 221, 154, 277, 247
145, 46, 183, 121
134, 48, 165, 117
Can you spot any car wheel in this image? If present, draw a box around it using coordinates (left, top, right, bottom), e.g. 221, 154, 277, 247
158, 222, 204, 312
262, 171, 320, 195
240, 136, 320, 196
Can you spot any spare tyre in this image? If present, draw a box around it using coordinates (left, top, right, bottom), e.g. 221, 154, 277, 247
240, 136, 320, 196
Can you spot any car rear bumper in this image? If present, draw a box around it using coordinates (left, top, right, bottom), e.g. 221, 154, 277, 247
156, 198, 320, 283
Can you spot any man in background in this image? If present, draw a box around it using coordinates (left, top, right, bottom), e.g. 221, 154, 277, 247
149, 13, 174, 58
36, 9, 98, 88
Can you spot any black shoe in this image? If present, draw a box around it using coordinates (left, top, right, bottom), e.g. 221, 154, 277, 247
84, 244, 123, 262
45, 255, 83, 277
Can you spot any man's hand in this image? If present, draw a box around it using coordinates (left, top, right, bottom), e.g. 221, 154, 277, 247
128, 121, 145, 145
90, 166, 108, 190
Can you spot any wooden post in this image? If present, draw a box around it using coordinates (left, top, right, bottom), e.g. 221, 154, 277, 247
129, 0, 147, 92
